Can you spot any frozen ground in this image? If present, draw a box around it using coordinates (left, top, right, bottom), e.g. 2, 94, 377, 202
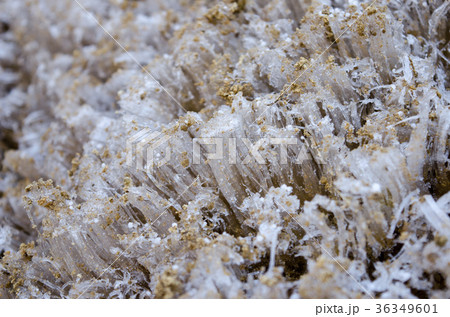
0, 0, 449, 298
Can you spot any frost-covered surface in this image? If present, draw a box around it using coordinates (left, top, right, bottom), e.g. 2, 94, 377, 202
0, 0, 449, 298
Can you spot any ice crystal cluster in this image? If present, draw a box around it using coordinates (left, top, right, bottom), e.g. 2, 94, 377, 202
0, 0, 449, 299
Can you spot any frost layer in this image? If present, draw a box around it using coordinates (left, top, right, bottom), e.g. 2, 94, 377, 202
0, 0, 449, 298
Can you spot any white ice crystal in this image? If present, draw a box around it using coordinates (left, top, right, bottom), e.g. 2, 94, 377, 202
0, 0, 449, 299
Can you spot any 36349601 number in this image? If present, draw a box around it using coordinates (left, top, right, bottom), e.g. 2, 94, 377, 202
375, 304, 438, 314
